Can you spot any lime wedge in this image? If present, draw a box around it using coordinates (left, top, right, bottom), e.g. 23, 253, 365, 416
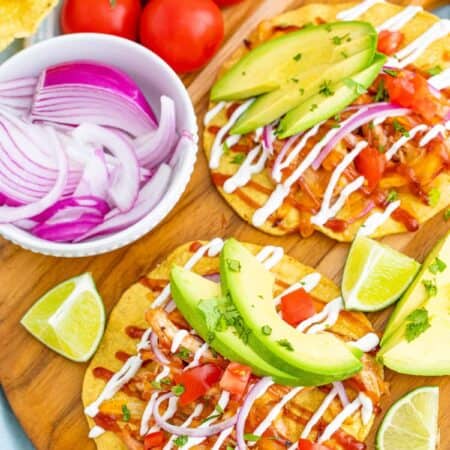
376, 386, 439, 450
21, 273, 105, 362
342, 236, 420, 312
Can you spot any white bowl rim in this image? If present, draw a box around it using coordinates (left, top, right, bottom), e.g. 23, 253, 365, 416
0, 33, 199, 258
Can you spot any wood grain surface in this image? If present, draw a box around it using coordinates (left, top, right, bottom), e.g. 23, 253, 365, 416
0, 1, 448, 449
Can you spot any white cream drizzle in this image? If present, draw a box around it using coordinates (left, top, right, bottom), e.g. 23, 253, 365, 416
359, 393, 374, 425
210, 100, 254, 169
337, 0, 385, 21
225, 134, 241, 149
223, 145, 268, 194
274, 272, 322, 306
333, 381, 350, 407
171, 329, 190, 353
387, 20, 450, 69
372, 108, 410, 126
88, 426, 105, 439
429, 67, 450, 90
148, 396, 179, 435
376, 5, 422, 32
420, 124, 447, 146
358, 200, 401, 237
312, 141, 368, 226
351, 333, 380, 353
185, 343, 209, 370
152, 238, 224, 309
204, 101, 227, 126
212, 427, 234, 450
296, 297, 344, 333
183, 391, 231, 449
256, 245, 285, 270
385, 124, 428, 160
254, 127, 264, 142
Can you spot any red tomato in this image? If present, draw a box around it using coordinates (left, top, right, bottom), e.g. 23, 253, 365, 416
144, 431, 165, 449
384, 70, 438, 121
298, 439, 331, 450
219, 363, 252, 396
280, 288, 315, 327
61, 0, 141, 40
377, 30, 404, 56
355, 146, 386, 191
214, 0, 245, 6
140, 0, 224, 73
174, 364, 223, 405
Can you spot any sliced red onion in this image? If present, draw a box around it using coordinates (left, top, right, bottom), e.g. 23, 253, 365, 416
236, 377, 274, 450
72, 123, 139, 212
150, 332, 170, 365
312, 104, 410, 170
262, 124, 275, 154
0, 128, 68, 222
348, 200, 376, 224
272, 134, 300, 182
135, 96, 177, 168
74, 163, 171, 242
74, 149, 109, 199
0, 77, 36, 93
204, 273, 220, 283
153, 393, 237, 438
0, 95, 32, 109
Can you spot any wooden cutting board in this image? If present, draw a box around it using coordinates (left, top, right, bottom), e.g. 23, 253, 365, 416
0, 1, 448, 449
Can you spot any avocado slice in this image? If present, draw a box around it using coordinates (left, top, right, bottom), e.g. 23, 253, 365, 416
220, 239, 362, 386
231, 45, 376, 136
277, 53, 386, 138
381, 232, 450, 346
211, 21, 377, 102
170, 266, 302, 385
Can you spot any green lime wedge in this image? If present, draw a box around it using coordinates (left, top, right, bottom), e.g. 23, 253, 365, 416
21, 273, 105, 362
342, 236, 420, 312
376, 386, 439, 450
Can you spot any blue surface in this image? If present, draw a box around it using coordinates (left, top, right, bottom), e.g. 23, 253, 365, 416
0, 4, 449, 450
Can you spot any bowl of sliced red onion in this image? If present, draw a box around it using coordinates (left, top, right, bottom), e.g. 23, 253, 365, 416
0, 33, 198, 257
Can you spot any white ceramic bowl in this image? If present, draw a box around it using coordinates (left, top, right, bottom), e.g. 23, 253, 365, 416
0, 33, 198, 257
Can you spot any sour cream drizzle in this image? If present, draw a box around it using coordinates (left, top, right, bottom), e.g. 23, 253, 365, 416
171, 329, 190, 353
212, 427, 234, 450
351, 333, 380, 352
296, 297, 344, 333
204, 101, 228, 126
224, 145, 268, 194
429, 67, 450, 90
336, 0, 384, 21
420, 124, 447, 146
358, 200, 401, 237
185, 342, 210, 370
376, 5, 422, 32
256, 245, 284, 270
210, 100, 254, 169
387, 20, 450, 69
274, 272, 322, 306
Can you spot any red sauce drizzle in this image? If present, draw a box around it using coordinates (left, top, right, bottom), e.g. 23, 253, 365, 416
207, 125, 220, 135
272, 25, 301, 33
93, 367, 114, 382
189, 241, 203, 252
115, 351, 132, 363
139, 277, 167, 292
226, 103, 240, 119
392, 208, 419, 232
94, 412, 121, 433
333, 429, 366, 450
125, 326, 146, 339
211, 172, 230, 187
325, 218, 349, 232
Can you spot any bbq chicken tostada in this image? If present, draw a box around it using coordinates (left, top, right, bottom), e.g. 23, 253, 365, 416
203, 1, 450, 241
83, 238, 386, 450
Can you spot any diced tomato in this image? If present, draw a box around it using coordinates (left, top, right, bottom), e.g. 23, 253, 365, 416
144, 431, 165, 449
174, 363, 223, 405
384, 70, 439, 121
377, 30, 404, 55
280, 288, 315, 326
220, 362, 252, 396
354, 146, 386, 191
298, 439, 331, 450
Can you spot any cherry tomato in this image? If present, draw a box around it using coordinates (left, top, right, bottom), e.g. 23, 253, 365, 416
298, 439, 331, 450
280, 288, 315, 327
355, 146, 386, 191
174, 363, 223, 405
219, 363, 252, 396
144, 431, 165, 449
140, 0, 224, 73
61, 0, 141, 40
377, 30, 404, 56
214, 0, 245, 6
384, 70, 438, 121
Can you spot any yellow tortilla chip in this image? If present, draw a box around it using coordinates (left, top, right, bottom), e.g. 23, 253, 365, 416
0, 0, 58, 51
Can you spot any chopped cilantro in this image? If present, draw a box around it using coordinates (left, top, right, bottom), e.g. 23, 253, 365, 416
384, 68, 398, 77
291, 77, 299, 83
319, 80, 334, 97
386, 190, 398, 203
445, 208, 450, 221
151, 380, 161, 390
293, 53, 302, 62
160, 377, 172, 385
343, 78, 367, 95
223, 141, 231, 156
226, 447, 235, 450
331, 33, 350, 45
176, 347, 191, 359
375, 78, 389, 102
422, 279, 437, 297
310, 103, 318, 112
215, 404, 224, 414
429, 257, 446, 274
393, 119, 410, 137
405, 308, 431, 342
428, 188, 440, 207
341, 50, 349, 59
261, 325, 272, 336
334, 113, 341, 121
198, 298, 222, 331
201, 413, 222, 424
299, 87, 305, 95
331, 123, 341, 129
325, 24, 333, 32
242, 71, 247, 76
378, 144, 386, 153
121, 404, 131, 422
231, 153, 246, 164
244, 433, 261, 442
226, 258, 241, 272
277, 339, 294, 351
427, 65, 442, 76
172, 384, 185, 396
174, 435, 188, 447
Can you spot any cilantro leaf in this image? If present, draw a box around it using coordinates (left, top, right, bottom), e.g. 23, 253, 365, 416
121, 404, 131, 422
244, 433, 261, 442
319, 80, 334, 97
422, 279, 437, 297
405, 308, 431, 342
375, 78, 389, 102
226, 258, 241, 272
384, 68, 398, 77
277, 339, 294, 351
172, 384, 185, 396
445, 208, 450, 221
231, 153, 246, 165
174, 435, 188, 447
429, 257, 446, 274
261, 325, 272, 336
428, 188, 440, 207
386, 190, 398, 203
293, 53, 302, 61
343, 78, 367, 96
176, 347, 191, 360
393, 119, 410, 137
198, 298, 222, 332
427, 65, 442, 76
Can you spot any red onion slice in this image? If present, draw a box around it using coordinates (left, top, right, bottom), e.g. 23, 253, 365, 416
0, 77, 36, 92
150, 333, 170, 365
72, 124, 140, 212
74, 149, 109, 199
272, 134, 300, 182
262, 124, 275, 154
203, 273, 220, 283
153, 393, 237, 438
